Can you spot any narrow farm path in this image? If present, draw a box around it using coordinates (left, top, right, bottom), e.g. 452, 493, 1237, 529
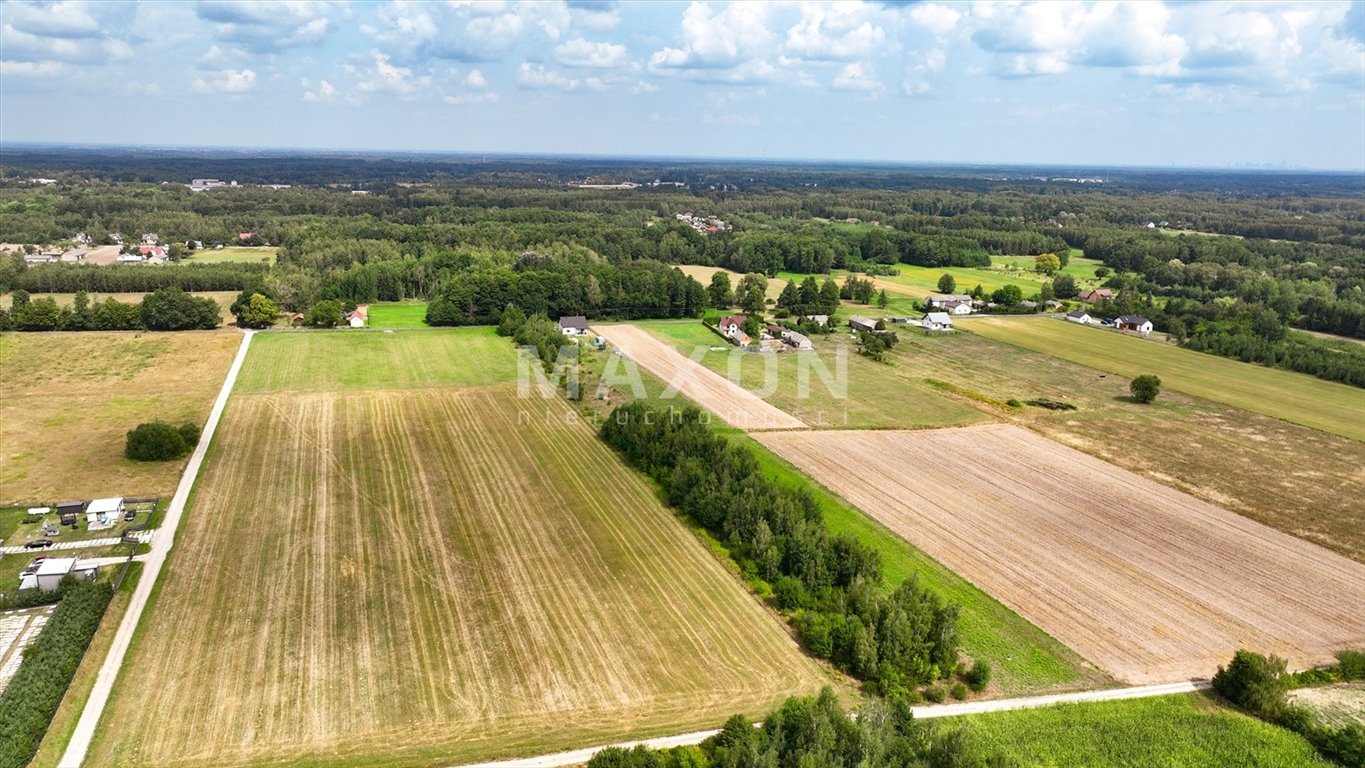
58, 329, 255, 768
448, 681, 1212, 768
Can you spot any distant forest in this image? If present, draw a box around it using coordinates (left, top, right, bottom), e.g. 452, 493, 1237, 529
2, 148, 1363, 385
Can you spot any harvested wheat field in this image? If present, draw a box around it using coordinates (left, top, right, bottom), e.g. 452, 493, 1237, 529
87, 332, 831, 768
0, 331, 242, 503
756, 424, 1365, 685
594, 323, 806, 430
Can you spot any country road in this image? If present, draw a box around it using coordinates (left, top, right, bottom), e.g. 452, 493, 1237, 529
58, 329, 255, 768
449, 680, 1212, 768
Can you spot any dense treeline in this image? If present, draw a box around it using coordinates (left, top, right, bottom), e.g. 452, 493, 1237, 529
602, 404, 961, 693
426, 258, 704, 325
587, 687, 1012, 768
0, 581, 113, 768
0, 288, 220, 332
3, 258, 265, 294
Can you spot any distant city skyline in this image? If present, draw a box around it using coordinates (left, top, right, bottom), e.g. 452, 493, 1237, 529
2, 1, 1363, 170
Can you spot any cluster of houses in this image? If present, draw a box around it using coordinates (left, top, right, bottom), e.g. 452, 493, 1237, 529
675, 212, 729, 235
1065, 310, 1153, 334
717, 315, 814, 351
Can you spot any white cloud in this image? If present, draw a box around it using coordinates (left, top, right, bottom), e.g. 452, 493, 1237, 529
0, 59, 66, 77
195, 1, 340, 52
353, 51, 431, 97
444, 91, 501, 105
366, 1, 568, 63
191, 68, 257, 94
517, 61, 573, 89
908, 3, 962, 38
465, 69, 488, 88
649, 2, 776, 83
568, 1, 621, 32
831, 61, 880, 92
554, 38, 630, 69
302, 78, 336, 102
784, 2, 886, 62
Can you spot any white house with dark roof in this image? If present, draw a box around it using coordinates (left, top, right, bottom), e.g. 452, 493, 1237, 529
558, 315, 589, 336
1116, 315, 1153, 334
1065, 310, 1093, 324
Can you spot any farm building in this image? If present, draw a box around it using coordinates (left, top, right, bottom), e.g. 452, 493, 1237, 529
86, 497, 123, 530
22, 558, 98, 592
926, 294, 972, 309
1066, 310, 1093, 324
803, 314, 830, 327
1117, 315, 1154, 334
348, 306, 369, 328
778, 328, 814, 350
558, 316, 589, 336
1081, 288, 1115, 304
922, 312, 953, 331
848, 316, 878, 334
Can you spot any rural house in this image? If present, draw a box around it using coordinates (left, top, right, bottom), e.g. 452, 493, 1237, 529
926, 295, 973, 312
1116, 315, 1153, 334
1081, 288, 1115, 304
803, 314, 830, 327
24, 557, 99, 592
848, 316, 878, 334
921, 312, 953, 331
86, 497, 124, 530
558, 316, 589, 336
719, 315, 749, 341
778, 328, 814, 350
347, 306, 368, 328
1066, 310, 1093, 324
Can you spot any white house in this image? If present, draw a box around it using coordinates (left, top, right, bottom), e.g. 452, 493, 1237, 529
942, 300, 974, 315
558, 315, 589, 336
1117, 315, 1154, 334
1065, 310, 1093, 325
141, 233, 160, 246
922, 312, 954, 330
926, 294, 973, 309
30, 558, 98, 592
348, 306, 369, 328
86, 497, 123, 530
718, 315, 752, 346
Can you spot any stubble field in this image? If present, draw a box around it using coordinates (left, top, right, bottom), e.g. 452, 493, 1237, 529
756, 424, 1365, 684
0, 331, 242, 503
86, 329, 832, 768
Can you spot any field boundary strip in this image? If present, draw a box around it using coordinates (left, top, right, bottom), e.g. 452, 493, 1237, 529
58, 329, 256, 768
447, 682, 1212, 768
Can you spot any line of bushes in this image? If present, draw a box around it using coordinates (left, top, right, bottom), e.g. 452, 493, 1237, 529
587, 686, 1013, 768
0, 288, 220, 332
601, 403, 964, 695
0, 580, 114, 768
1212, 648, 1365, 766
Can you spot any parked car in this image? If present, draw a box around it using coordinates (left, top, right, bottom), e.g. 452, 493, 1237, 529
124, 511, 136, 522
24, 539, 54, 549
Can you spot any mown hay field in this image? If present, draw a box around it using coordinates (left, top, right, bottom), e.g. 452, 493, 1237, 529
0, 331, 242, 504
87, 329, 833, 768
960, 693, 1331, 767
756, 424, 1365, 684
965, 315, 1365, 441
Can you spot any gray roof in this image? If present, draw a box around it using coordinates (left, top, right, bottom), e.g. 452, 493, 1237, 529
1066, 310, 1090, 319
558, 315, 589, 330
1118, 315, 1151, 325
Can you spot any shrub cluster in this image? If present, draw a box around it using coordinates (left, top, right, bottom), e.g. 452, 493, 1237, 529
0, 288, 218, 332
587, 687, 1013, 768
0, 581, 114, 768
602, 404, 960, 693
125, 421, 201, 461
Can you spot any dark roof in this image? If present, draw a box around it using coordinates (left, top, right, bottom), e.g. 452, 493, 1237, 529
558, 315, 589, 330
1118, 315, 1151, 325
1066, 309, 1090, 318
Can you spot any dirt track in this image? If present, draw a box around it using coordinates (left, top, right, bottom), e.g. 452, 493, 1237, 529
593, 323, 807, 431
756, 424, 1365, 684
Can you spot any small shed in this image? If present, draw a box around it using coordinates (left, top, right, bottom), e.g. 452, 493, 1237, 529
558, 315, 589, 336
56, 500, 85, 526
33, 558, 98, 592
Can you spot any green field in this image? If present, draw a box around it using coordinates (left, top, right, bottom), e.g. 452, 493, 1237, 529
639, 321, 989, 430
184, 246, 276, 264
367, 302, 429, 328
966, 315, 1365, 441
960, 693, 1329, 766
89, 330, 834, 768
236, 327, 516, 393
734, 434, 1104, 695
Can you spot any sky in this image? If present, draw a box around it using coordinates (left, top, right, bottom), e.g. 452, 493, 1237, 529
2, 1, 1363, 169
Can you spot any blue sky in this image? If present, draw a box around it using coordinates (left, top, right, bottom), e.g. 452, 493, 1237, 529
2, 1, 1363, 169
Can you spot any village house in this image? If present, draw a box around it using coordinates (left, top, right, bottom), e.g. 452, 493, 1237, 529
921, 312, 953, 331
804, 314, 830, 327
1116, 315, 1154, 334
1065, 310, 1093, 324
116, 252, 146, 264
558, 315, 589, 336
348, 306, 369, 328
926, 294, 972, 310
848, 316, 878, 334
141, 233, 160, 246
1081, 288, 1115, 304
779, 328, 814, 350
86, 497, 123, 530
21, 557, 99, 592
24, 251, 61, 264
73, 232, 92, 246
718, 315, 751, 345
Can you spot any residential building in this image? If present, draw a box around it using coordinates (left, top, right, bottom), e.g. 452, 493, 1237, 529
922, 312, 953, 330
1081, 288, 1115, 304
558, 315, 589, 336
1065, 310, 1093, 324
1116, 315, 1154, 334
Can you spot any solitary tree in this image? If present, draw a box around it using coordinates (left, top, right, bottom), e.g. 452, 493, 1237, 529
237, 292, 279, 329
937, 273, 956, 294
707, 271, 734, 308
1035, 253, 1062, 274
1130, 374, 1162, 403
876, 289, 889, 309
